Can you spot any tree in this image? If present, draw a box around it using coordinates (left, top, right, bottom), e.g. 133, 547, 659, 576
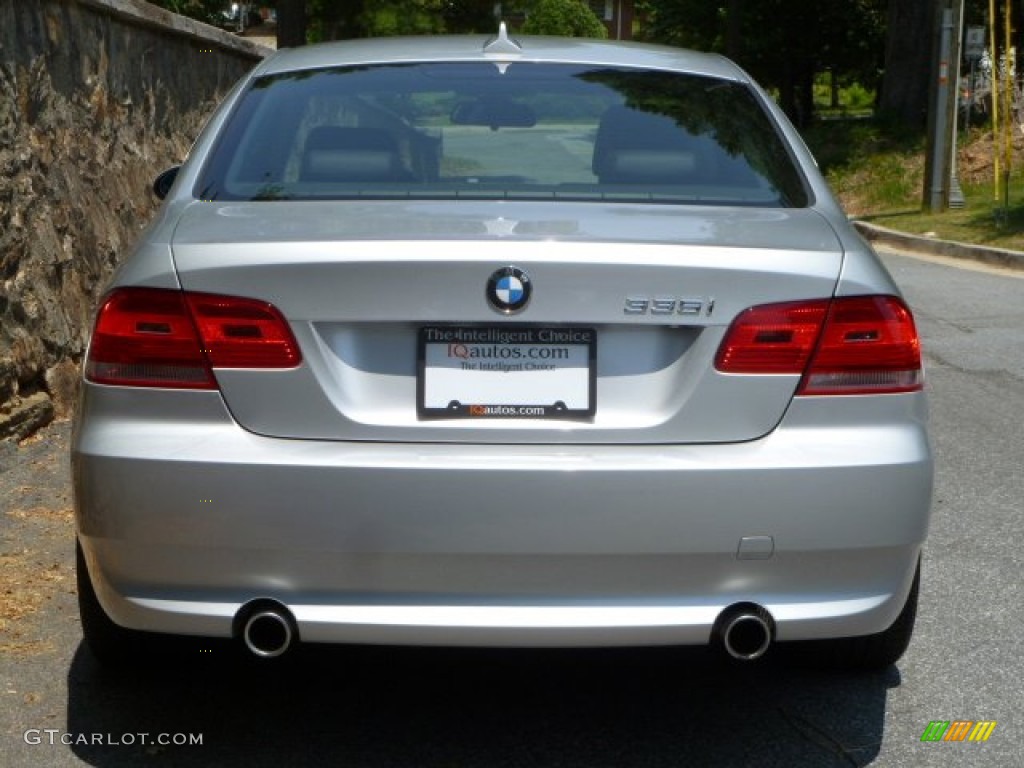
639, 0, 886, 127
443, 0, 498, 33
877, 0, 934, 126
147, 0, 226, 25
276, 0, 308, 47
362, 0, 448, 36
273, 0, 497, 44
521, 0, 607, 37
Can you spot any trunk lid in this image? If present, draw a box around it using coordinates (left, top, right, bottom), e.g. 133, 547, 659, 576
170, 200, 844, 444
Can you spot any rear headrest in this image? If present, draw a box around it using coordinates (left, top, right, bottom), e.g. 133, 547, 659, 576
301, 126, 408, 183
593, 106, 704, 184
600, 149, 698, 184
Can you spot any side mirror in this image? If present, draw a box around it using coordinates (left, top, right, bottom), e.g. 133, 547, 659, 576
152, 166, 181, 200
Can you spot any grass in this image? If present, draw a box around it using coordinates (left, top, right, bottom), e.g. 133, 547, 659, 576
802, 118, 1024, 252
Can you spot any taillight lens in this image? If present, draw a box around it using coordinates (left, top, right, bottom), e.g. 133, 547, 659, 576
714, 300, 829, 374
184, 293, 302, 369
85, 288, 301, 389
715, 296, 922, 396
800, 296, 922, 395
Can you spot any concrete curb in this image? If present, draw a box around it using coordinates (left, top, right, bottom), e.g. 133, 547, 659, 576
853, 220, 1024, 272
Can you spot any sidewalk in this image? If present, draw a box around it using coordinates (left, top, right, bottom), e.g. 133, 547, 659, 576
238, 19, 277, 50
853, 220, 1024, 271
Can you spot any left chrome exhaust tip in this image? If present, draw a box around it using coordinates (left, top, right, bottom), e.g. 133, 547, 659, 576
714, 604, 775, 661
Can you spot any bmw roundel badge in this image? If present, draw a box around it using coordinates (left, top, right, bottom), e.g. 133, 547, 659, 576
486, 266, 532, 314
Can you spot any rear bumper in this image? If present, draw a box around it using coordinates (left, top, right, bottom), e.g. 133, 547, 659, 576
73, 385, 932, 647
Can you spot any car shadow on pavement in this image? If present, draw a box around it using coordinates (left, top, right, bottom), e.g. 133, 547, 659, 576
66, 639, 898, 767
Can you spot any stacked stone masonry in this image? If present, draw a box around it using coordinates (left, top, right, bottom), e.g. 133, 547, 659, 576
0, 0, 268, 440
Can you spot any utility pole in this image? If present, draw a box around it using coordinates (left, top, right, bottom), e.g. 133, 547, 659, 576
948, 2, 966, 208
990, 0, 1000, 200
924, 2, 961, 213
1001, 0, 1013, 208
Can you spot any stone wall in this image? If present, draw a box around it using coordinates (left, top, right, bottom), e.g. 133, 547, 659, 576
0, 0, 269, 440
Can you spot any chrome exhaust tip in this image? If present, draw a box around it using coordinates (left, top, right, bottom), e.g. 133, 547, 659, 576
240, 605, 295, 658
716, 604, 774, 661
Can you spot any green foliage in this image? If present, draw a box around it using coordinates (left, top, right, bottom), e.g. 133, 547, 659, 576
303, 0, 497, 40
812, 74, 876, 116
442, 0, 498, 33
802, 118, 928, 216
802, 118, 922, 177
305, 0, 359, 42
841, 83, 875, 112
363, 0, 447, 36
154, 0, 500, 40
521, 0, 607, 38
639, 0, 886, 124
636, 1, 719, 49
148, 0, 225, 25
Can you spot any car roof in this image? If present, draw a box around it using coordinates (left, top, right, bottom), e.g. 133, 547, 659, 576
254, 33, 749, 83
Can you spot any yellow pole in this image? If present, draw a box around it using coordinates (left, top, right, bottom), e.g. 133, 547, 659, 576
990, 0, 1000, 200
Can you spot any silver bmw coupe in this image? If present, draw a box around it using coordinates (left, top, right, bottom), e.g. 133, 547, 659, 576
73, 28, 932, 669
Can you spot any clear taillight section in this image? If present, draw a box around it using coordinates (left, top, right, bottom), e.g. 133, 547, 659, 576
85, 288, 301, 389
715, 295, 922, 396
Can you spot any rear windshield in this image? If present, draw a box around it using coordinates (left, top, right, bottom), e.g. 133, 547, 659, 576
196, 62, 809, 207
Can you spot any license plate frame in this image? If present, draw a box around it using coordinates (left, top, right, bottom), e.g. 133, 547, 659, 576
417, 326, 596, 421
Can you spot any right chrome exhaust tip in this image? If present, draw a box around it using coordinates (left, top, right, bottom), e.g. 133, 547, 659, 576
240, 605, 296, 659
715, 604, 775, 661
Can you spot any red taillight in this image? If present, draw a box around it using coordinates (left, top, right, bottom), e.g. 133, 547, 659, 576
715, 296, 922, 396
800, 296, 922, 395
85, 288, 301, 389
184, 293, 302, 369
86, 289, 215, 388
714, 300, 829, 374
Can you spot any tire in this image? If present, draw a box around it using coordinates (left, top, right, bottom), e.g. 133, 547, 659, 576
76, 540, 149, 667
809, 559, 921, 672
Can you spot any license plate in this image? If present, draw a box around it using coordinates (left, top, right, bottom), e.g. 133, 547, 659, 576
418, 326, 596, 420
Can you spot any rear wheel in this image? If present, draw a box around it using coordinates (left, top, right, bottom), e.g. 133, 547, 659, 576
76, 540, 149, 667
808, 559, 921, 672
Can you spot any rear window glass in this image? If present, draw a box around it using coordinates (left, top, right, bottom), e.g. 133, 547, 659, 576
196, 62, 808, 207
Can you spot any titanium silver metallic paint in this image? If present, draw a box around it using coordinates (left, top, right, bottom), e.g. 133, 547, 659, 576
73, 34, 932, 664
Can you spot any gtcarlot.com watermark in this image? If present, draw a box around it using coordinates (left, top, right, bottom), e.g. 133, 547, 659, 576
24, 729, 203, 747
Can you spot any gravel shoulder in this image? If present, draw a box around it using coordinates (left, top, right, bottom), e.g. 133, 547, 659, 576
1, 419, 78, 753
1, 419, 75, 657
